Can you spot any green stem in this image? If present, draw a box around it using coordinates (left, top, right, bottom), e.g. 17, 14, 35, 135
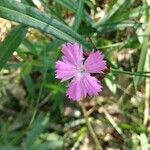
111, 68, 150, 78
80, 101, 103, 150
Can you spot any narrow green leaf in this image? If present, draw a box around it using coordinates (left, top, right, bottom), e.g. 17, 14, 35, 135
54, 0, 75, 11
40, 0, 65, 22
93, 0, 127, 27
134, 4, 150, 87
0, 0, 91, 49
0, 146, 19, 150
128, 6, 147, 18
29, 142, 63, 150
23, 74, 35, 100
45, 39, 63, 51
73, 0, 84, 31
21, 0, 36, 7
111, 68, 150, 78
26, 114, 46, 148
96, 20, 141, 32
22, 39, 37, 55
0, 25, 27, 70
25, 0, 36, 7
93, 0, 134, 32
54, 0, 93, 24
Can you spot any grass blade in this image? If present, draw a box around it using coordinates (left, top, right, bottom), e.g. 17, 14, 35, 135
0, 25, 27, 70
93, 0, 134, 32
54, 0, 93, 24
26, 114, 46, 148
111, 68, 150, 78
21, 0, 36, 7
73, 0, 84, 31
0, 146, 18, 150
23, 74, 36, 101
134, 4, 150, 88
0, 0, 91, 49
96, 20, 141, 32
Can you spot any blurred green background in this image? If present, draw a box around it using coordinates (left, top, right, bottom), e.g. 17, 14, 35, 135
0, 0, 150, 149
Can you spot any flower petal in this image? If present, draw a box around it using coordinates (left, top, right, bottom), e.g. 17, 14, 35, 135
66, 76, 87, 101
84, 51, 107, 73
66, 74, 102, 101
82, 74, 102, 96
55, 60, 76, 82
61, 43, 83, 66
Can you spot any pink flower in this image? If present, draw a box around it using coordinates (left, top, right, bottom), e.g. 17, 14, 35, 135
55, 43, 107, 101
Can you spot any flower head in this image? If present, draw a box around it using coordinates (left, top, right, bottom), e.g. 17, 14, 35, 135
55, 43, 107, 101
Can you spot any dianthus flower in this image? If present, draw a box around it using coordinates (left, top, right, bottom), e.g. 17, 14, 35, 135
55, 43, 107, 101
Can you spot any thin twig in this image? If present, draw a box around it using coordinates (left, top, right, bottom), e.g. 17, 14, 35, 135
87, 36, 97, 50
118, 83, 133, 104
143, 50, 150, 126
102, 108, 122, 136
79, 101, 103, 150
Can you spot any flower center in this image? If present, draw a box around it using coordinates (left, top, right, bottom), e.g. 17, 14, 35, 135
77, 66, 85, 74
